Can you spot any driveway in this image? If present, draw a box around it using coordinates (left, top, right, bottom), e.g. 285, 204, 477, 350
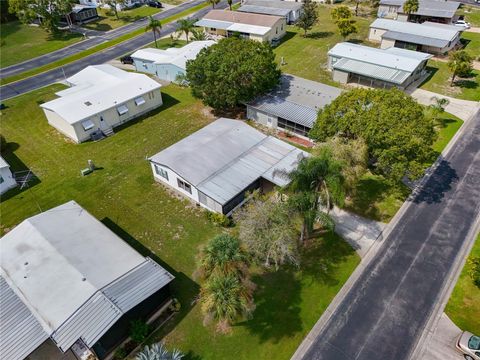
422, 313, 463, 360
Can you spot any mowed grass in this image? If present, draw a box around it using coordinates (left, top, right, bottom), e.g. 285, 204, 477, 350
0, 85, 360, 359
83, 6, 161, 32
1, 21, 82, 68
273, 5, 374, 86
446, 234, 480, 334
457, 5, 480, 27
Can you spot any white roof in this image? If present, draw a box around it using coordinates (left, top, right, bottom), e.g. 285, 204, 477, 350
149, 118, 307, 205
0, 155, 10, 169
0, 201, 173, 356
370, 18, 460, 42
131, 41, 216, 69
195, 19, 272, 35
328, 42, 431, 72
40, 65, 161, 124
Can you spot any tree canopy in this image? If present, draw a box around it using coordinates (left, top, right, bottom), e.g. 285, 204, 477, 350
310, 88, 436, 182
9, 0, 73, 32
331, 5, 357, 39
296, 0, 318, 36
186, 37, 281, 110
402, 0, 419, 14
448, 50, 473, 85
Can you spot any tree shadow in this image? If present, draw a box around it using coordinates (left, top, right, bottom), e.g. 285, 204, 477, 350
453, 79, 478, 89
101, 218, 200, 341
240, 268, 303, 343
419, 66, 439, 86
276, 31, 296, 46
346, 38, 364, 45
183, 351, 203, 360
300, 231, 357, 286
83, 18, 114, 32
411, 158, 458, 204
305, 31, 334, 39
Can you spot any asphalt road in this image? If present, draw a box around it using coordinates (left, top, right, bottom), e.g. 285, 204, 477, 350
0, 0, 205, 79
302, 110, 480, 360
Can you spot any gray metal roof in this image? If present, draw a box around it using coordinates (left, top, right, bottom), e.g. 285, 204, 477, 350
238, 5, 291, 17
379, 0, 460, 18
149, 118, 307, 205
244, 0, 302, 10
333, 57, 411, 85
382, 30, 450, 48
247, 74, 342, 129
103, 258, 174, 313
194, 18, 232, 30
0, 276, 50, 360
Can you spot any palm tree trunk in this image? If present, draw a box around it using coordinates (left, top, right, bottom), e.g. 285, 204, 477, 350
153, 30, 158, 48
451, 72, 456, 86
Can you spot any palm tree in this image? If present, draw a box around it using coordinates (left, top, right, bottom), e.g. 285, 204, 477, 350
402, 0, 419, 17
145, 16, 162, 48
191, 28, 207, 41
227, 0, 233, 10
176, 18, 197, 43
200, 273, 255, 333
275, 148, 345, 243
197, 234, 249, 280
207, 0, 220, 8
136, 343, 184, 360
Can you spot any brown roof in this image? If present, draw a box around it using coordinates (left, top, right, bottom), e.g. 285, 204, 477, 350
202, 9, 283, 27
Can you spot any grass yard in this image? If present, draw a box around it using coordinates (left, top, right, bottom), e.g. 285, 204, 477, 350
344, 112, 463, 223
446, 234, 480, 334
0, 85, 360, 360
83, 6, 161, 31
273, 4, 374, 86
457, 5, 480, 27
0, 21, 82, 68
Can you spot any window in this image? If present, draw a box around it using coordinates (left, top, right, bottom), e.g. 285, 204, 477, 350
155, 165, 168, 180
81, 119, 95, 131
210, 27, 216, 31
277, 117, 310, 137
177, 178, 192, 194
0, 175, 4, 184
117, 104, 129, 115
135, 97, 146, 106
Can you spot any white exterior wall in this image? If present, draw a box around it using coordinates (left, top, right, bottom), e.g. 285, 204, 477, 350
133, 59, 157, 75
368, 27, 387, 42
397, 14, 408, 21
0, 165, 17, 195
43, 109, 80, 142
377, 4, 399, 19
380, 38, 396, 49
332, 69, 350, 84
246, 106, 278, 129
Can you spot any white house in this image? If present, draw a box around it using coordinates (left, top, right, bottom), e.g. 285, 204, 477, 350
0, 200, 173, 360
0, 156, 17, 195
131, 41, 216, 82
369, 18, 462, 54
149, 118, 307, 215
40, 65, 163, 143
238, 0, 303, 24
377, 0, 460, 24
327, 42, 432, 89
195, 10, 286, 44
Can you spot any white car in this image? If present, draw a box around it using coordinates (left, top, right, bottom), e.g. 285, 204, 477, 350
455, 20, 471, 29
456, 331, 480, 360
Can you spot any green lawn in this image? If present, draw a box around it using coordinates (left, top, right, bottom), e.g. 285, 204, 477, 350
446, 234, 480, 335
83, 6, 161, 31
273, 5, 374, 86
0, 85, 360, 359
457, 5, 480, 27
344, 112, 463, 223
0, 21, 82, 68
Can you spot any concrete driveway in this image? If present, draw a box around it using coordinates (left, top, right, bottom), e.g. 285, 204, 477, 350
422, 313, 464, 360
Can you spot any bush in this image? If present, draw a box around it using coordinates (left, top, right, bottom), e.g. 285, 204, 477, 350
113, 347, 127, 360
205, 211, 232, 227
468, 257, 480, 288
129, 320, 150, 344
168, 298, 181, 312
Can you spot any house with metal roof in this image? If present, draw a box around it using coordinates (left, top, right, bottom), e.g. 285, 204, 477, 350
149, 118, 307, 215
327, 42, 432, 89
0, 155, 17, 195
131, 40, 216, 82
246, 74, 342, 137
369, 18, 462, 54
238, 0, 303, 24
377, 0, 460, 24
40, 65, 163, 143
195, 10, 286, 44
0, 200, 174, 360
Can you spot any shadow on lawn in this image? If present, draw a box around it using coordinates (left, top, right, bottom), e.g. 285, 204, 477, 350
306, 31, 334, 39
101, 218, 200, 340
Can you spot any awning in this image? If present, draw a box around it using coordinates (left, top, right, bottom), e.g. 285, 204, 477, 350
135, 97, 146, 106
81, 119, 95, 130
116, 104, 129, 115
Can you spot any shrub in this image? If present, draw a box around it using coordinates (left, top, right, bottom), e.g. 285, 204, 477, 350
205, 211, 232, 227
113, 347, 127, 360
129, 320, 150, 344
468, 257, 480, 288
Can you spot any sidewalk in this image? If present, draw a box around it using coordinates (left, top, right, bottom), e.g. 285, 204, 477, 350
422, 313, 463, 360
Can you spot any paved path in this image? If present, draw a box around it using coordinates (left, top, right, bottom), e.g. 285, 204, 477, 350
407, 88, 480, 121
0, 0, 204, 79
422, 313, 463, 360
293, 109, 480, 360
0, 1, 233, 101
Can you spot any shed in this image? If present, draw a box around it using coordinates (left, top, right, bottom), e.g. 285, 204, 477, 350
0, 155, 17, 195
238, 0, 303, 23
377, 0, 460, 24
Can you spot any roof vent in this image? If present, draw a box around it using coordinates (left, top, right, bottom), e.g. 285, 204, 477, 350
84, 101, 92, 106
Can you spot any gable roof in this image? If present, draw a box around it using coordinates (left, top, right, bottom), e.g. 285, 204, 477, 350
0, 201, 173, 358
379, 0, 460, 18
245, 0, 302, 10
40, 65, 161, 125
247, 74, 342, 129
131, 41, 216, 69
149, 118, 307, 205
238, 5, 291, 17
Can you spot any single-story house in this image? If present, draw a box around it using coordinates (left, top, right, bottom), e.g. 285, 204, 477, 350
0, 200, 174, 360
69, 4, 99, 24
238, 0, 303, 24
369, 18, 462, 54
377, 0, 460, 24
246, 74, 342, 137
131, 40, 216, 82
327, 42, 432, 89
40, 65, 162, 143
195, 10, 286, 44
149, 118, 307, 215
0, 156, 17, 195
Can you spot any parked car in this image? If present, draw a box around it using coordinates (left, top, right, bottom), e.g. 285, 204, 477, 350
456, 331, 480, 360
454, 20, 471, 29
148, 1, 163, 8
120, 55, 134, 64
